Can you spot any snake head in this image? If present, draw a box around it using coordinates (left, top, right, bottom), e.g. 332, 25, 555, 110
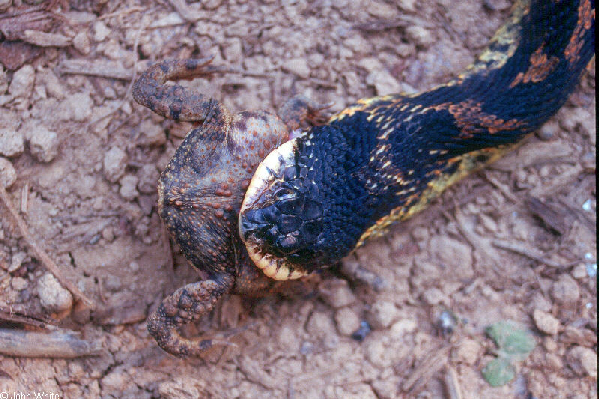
239, 136, 332, 280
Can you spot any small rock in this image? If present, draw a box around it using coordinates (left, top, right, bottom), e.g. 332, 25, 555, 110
59, 92, 93, 122
39, 69, 66, 99
454, 338, 482, 365
37, 273, 73, 314
335, 307, 361, 336
0, 129, 24, 157
283, 58, 311, 79
0, 66, 7, 93
551, 274, 580, 306
138, 120, 166, 146
366, 300, 398, 329
545, 353, 563, 370
103, 146, 127, 183
8, 65, 35, 99
567, 346, 597, 378
0, 0, 11, 12
0, 157, 17, 187
372, 377, 401, 399
422, 287, 448, 305
368, 69, 402, 96
11, 276, 28, 290
306, 311, 336, 338
119, 175, 139, 201
319, 279, 356, 308
537, 121, 560, 141
398, 0, 417, 12
224, 38, 243, 63
137, 164, 159, 194
389, 318, 417, 337
73, 31, 91, 55
367, 1, 398, 18
28, 126, 59, 162
429, 236, 473, 280
406, 26, 434, 48
572, 263, 588, 279
364, 333, 397, 368
533, 309, 560, 335
93, 21, 111, 42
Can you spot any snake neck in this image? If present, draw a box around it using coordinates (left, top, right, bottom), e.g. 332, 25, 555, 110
240, 0, 595, 275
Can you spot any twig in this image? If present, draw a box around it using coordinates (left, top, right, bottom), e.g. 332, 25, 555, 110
0, 328, 102, 358
402, 344, 451, 393
0, 185, 94, 309
0, 308, 56, 330
492, 239, 571, 268
59, 60, 133, 80
444, 366, 463, 399
482, 172, 519, 203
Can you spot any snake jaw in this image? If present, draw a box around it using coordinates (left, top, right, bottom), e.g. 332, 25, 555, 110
239, 137, 315, 281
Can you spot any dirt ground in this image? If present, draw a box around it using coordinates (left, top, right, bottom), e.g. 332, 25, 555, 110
0, 0, 596, 398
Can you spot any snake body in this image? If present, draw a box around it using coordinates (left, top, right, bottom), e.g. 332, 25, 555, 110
239, 0, 595, 280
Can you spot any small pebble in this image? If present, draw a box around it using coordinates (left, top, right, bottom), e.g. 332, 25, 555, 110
533, 309, 560, 335
454, 338, 481, 365
138, 120, 166, 146
73, 31, 91, 54
103, 146, 127, 183
422, 287, 448, 306
93, 21, 111, 42
59, 92, 93, 122
352, 321, 371, 342
0, 157, 17, 187
551, 274, 580, 306
37, 273, 73, 314
119, 175, 139, 201
335, 307, 361, 336
306, 311, 335, 338
283, 58, 311, 79
0, 129, 25, 157
406, 26, 434, 48
319, 279, 356, 308
11, 276, 28, 291
398, 0, 417, 12
28, 126, 59, 162
367, 1, 398, 18
366, 300, 398, 329
137, 164, 159, 194
8, 65, 35, 99
567, 346, 597, 378
537, 121, 559, 140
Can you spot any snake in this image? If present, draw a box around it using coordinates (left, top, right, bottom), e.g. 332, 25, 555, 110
239, 0, 595, 280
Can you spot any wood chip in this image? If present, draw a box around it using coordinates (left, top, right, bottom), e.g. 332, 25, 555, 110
0, 328, 102, 358
23, 30, 72, 47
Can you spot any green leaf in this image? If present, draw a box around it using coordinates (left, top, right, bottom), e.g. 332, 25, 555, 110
485, 320, 536, 360
482, 358, 515, 387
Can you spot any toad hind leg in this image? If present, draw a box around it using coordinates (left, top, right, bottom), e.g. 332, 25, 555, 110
147, 275, 234, 357
132, 57, 229, 124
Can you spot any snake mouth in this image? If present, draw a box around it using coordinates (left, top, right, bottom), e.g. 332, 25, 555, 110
239, 138, 310, 281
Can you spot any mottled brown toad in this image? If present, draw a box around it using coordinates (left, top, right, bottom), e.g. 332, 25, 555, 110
132, 57, 327, 357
